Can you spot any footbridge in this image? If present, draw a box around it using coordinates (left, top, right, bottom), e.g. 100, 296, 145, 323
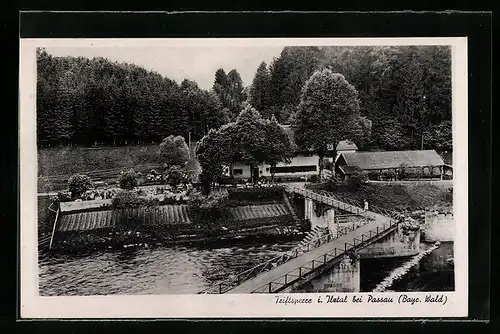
199, 186, 421, 294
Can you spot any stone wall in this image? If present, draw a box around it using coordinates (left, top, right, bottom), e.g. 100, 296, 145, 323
359, 224, 421, 259
422, 212, 454, 242
291, 255, 360, 293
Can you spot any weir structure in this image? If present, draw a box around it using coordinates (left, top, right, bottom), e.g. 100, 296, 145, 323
199, 186, 421, 294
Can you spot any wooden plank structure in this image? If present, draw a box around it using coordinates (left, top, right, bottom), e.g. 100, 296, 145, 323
56, 203, 294, 233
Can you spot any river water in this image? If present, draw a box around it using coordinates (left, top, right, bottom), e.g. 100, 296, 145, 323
38, 238, 454, 296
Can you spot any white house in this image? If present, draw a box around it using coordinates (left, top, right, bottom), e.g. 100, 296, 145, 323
230, 125, 330, 180
231, 153, 320, 180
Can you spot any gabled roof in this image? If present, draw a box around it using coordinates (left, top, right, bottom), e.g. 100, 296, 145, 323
337, 165, 363, 175
336, 140, 358, 151
341, 150, 445, 170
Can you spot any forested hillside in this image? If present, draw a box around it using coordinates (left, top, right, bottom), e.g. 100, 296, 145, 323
36, 49, 230, 147
37, 45, 451, 152
247, 45, 452, 151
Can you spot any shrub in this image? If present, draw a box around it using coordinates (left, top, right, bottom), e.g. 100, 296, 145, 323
227, 186, 284, 202
309, 174, 319, 183
119, 169, 139, 190
323, 160, 333, 171
258, 176, 271, 183
112, 190, 159, 209
57, 191, 72, 202
188, 189, 229, 226
382, 170, 395, 180
327, 175, 344, 191
411, 168, 423, 180
217, 176, 238, 185
165, 165, 186, 187
347, 170, 368, 190
367, 171, 380, 181
158, 135, 190, 167
68, 174, 93, 199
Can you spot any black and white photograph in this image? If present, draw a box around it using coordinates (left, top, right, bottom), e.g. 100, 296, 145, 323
20, 37, 468, 318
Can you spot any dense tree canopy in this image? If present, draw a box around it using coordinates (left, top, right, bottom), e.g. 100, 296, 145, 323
37, 45, 452, 154
195, 105, 293, 193
293, 69, 361, 178
318, 45, 451, 151
248, 61, 271, 118
264, 45, 452, 152
157, 135, 190, 167
263, 115, 295, 180
36, 49, 228, 147
212, 68, 245, 121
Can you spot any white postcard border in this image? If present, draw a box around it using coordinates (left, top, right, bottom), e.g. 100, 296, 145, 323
20, 37, 468, 318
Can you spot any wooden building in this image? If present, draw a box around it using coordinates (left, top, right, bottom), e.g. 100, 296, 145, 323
335, 149, 450, 181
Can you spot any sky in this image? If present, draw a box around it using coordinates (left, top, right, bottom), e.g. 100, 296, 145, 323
44, 46, 284, 90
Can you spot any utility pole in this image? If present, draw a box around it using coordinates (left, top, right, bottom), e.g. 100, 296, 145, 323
421, 134, 424, 150
188, 131, 192, 158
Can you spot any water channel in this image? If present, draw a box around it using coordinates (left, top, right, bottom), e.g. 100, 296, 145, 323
38, 236, 454, 296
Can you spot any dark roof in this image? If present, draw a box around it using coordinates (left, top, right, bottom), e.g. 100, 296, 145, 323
341, 150, 445, 170
336, 140, 358, 151
337, 165, 363, 175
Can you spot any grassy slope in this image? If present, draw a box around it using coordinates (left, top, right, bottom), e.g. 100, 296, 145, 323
38, 144, 202, 192
38, 145, 161, 177
310, 182, 453, 212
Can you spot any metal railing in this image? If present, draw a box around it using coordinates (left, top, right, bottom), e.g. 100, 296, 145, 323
198, 217, 373, 294
198, 186, 399, 295
251, 218, 399, 293
286, 186, 365, 215
286, 186, 401, 220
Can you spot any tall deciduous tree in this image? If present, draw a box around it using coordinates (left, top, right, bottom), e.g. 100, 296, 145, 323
158, 135, 190, 167
36, 46, 451, 154
231, 105, 269, 183
263, 115, 294, 180
195, 128, 228, 195
293, 69, 361, 179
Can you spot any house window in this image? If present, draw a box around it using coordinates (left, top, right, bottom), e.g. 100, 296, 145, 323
233, 169, 243, 175
266, 168, 270, 172
270, 165, 317, 174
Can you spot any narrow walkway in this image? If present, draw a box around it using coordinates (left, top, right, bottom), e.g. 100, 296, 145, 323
227, 215, 394, 294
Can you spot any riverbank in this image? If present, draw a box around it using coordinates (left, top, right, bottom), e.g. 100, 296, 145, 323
51, 216, 307, 253
45, 187, 308, 252
305, 181, 454, 242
